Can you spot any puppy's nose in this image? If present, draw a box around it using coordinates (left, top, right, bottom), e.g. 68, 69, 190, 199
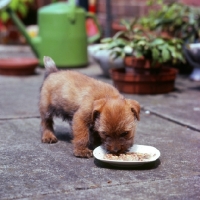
111, 148, 120, 154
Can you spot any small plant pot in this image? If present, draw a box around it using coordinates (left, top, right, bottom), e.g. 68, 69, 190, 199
110, 67, 178, 94
124, 56, 162, 74
0, 58, 39, 76
88, 44, 124, 77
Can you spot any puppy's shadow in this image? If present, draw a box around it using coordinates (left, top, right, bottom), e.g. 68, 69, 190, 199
94, 158, 161, 170
54, 125, 72, 143
188, 85, 200, 91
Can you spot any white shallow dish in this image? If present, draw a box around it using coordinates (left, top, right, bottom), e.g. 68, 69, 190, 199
93, 144, 160, 167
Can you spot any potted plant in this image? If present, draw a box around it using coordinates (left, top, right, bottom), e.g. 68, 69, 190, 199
0, 0, 39, 76
139, 0, 200, 43
102, 19, 185, 68
88, 43, 124, 78
184, 43, 200, 81
112, 0, 200, 43
0, 0, 33, 44
99, 20, 185, 94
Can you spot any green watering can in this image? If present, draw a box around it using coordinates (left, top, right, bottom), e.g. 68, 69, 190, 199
0, 0, 101, 67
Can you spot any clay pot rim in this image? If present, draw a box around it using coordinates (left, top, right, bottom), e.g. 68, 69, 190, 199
0, 58, 39, 69
111, 67, 177, 76
110, 67, 178, 82
125, 56, 145, 61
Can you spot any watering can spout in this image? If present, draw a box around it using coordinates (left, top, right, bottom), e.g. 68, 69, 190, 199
6, 8, 39, 58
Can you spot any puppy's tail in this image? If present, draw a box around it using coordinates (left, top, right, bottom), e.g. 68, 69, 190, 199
43, 56, 58, 79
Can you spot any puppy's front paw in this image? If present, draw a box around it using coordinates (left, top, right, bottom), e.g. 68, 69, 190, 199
42, 130, 58, 143
73, 148, 93, 158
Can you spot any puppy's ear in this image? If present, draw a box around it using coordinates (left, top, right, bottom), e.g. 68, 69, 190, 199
126, 99, 140, 121
92, 98, 106, 122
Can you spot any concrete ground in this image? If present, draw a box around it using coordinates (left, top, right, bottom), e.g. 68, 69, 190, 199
0, 45, 199, 200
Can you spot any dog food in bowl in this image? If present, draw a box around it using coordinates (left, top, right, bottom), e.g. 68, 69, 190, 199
103, 152, 151, 161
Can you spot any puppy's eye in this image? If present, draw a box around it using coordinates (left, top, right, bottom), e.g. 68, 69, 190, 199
120, 131, 129, 137
101, 131, 109, 137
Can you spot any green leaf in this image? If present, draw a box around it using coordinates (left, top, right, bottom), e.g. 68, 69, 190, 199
113, 31, 126, 40
167, 45, 176, 55
101, 38, 113, 43
151, 38, 165, 46
176, 43, 182, 50
152, 48, 160, 61
121, 19, 131, 31
176, 52, 185, 63
18, 3, 27, 17
109, 51, 119, 60
0, 0, 33, 22
106, 42, 118, 50
10, 0, 20, 10
134, 51, 143, 58
110, 48, 126, 60
116, 38, 128, 47
130, 18, 138, 30
0, 12, 9, 22
161, 48, 170, 62
137, 40, 146, 46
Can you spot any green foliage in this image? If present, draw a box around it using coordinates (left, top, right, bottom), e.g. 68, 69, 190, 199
0, 0, 33, 22
139, 0, 200, 42
100, 19, 185, 65
99, 0, 200, 66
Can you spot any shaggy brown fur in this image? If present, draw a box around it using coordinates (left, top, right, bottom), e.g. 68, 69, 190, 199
39, 56, 140, 158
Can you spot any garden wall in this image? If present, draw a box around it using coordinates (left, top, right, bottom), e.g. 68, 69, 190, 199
96, 0, 200, 36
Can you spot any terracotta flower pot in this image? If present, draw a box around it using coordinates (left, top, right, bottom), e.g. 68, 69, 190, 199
0, 58, 39, 76
110, 67, 178, 94
124, 56, 162, 74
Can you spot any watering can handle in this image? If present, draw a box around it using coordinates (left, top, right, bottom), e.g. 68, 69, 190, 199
86, 12, 101, 44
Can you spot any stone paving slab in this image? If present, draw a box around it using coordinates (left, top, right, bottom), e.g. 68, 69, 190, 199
1, 62, 200, 131
0, 113, 199, 199
24, 176, 200, 200
124, 76, 200, 131
0, 45, 200, 199
1, 45, 200, 130
0, 73, 42, 119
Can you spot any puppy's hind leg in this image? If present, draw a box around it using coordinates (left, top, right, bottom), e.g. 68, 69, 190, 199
40, 111, 58, 143
40, 104, 57, 143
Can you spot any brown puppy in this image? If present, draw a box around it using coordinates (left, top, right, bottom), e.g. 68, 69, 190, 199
39, 56, 140, 158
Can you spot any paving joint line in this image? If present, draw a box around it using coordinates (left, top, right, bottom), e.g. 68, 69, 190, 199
142, 107, 200, 133
0, 116, 40, 121
1, 109, 200, 133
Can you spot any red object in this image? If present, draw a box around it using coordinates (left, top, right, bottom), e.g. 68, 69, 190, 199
89, 5, 96, 13
0, 20, 4, 30
86, 18, 98, 37
182, 0, 200, 6
0, 58, 39, 76
88, 0, 96, 13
